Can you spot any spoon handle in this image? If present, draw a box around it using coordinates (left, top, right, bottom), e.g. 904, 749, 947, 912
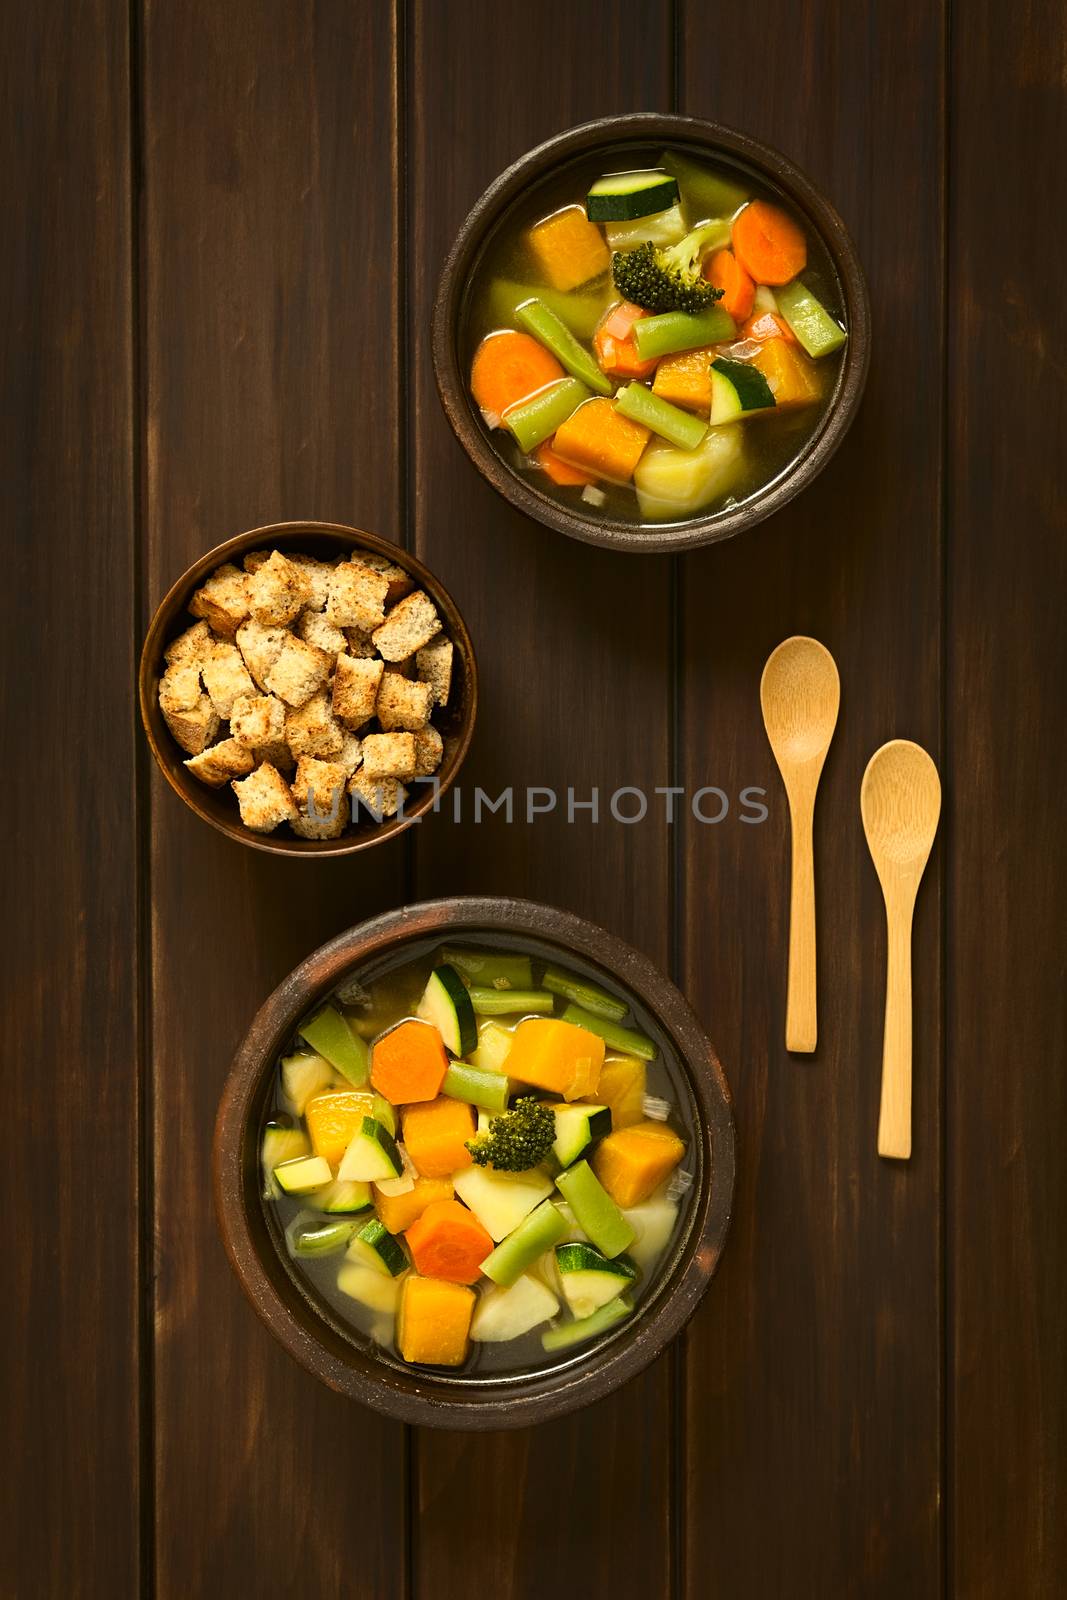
786, 800, 817, 1053
877, 902, 914, 1159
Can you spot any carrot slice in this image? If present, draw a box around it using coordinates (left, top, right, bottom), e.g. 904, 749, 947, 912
535, 440, 597, 486
741, 309, 799, 346
370, 1019, 448, 1105
470, 331, 564, 421
405, 1198, 493, 1285
703, 249, 755, 321
731, 201, 808, 286
594, 301, 658, 381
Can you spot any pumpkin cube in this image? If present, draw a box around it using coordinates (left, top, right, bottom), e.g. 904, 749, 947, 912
504, 1018, 604, 1101
751, 337, 821, 407
397, 1275, 476, 1366
402, 1096, 476, 1179
373, 1175, 454, 1235
592, 1119, 686, 1208
588, 1056, 647, 1129
552, 398, 650, 484
527, 205, 611, 292
305, 1089, 375, 1166
651, 345, 717, 414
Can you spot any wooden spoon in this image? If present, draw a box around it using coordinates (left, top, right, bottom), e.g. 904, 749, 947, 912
861, 740, 941, 1160
760, 637, 840, 1053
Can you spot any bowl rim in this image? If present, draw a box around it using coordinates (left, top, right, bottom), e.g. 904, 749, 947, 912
213, 895, 736, 1428
138, 520, 478, 858
432, 111, 871, 554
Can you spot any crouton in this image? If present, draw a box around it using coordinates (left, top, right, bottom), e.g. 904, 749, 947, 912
285, 690, 344, 759
158, 662, 203, 714
236, 619, 288, 690
201, 641, 256, 718
162, 696, 220, 756
361, 732, 416, 780
230, 692, 286, 749
231, 763, 298, 833
248, 549, 311, 626
242, 549, 272, 573
416, 635, 454, 707
164, 620, 213, 668
348, 771, 407, 819
289, 553, 333, 611
371, 589, 441, 662
376, 671, 433, 732
342, 626, 377, 659
296, 608, 347, 658
338, 732, 363, 776
358, 551, 415, 605
253, 738, 295, 774
184, 737, 255, 787
290, 756, 349, 838
332, 654, 383, 729
413, 724, 444, 777
325, 560, 389, 631
188, 563, 251, 638
263, 635, 331, 708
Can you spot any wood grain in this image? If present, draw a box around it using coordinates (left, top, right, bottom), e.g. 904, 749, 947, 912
0, 5, 140, 1595
948, 1, 1067, 1589
677, 2, 946, 1593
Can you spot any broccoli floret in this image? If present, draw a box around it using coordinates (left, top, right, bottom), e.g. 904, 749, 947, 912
465, 1096, 556, 1172
611, 223, 726, 315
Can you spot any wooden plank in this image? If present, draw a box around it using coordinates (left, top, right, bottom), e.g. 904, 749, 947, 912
406, 2, 677, 1595
677, 4, 945, 1594
947, 5, 1067, 1591
0, 5, 140, 1595
141, 3, 408, 1593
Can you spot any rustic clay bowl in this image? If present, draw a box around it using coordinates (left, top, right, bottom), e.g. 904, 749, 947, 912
139, 520, 477, 857
433, 112, 870, 554
214, 897, 736, 1428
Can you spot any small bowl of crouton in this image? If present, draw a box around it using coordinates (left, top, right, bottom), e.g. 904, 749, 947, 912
139, 521, 477, 855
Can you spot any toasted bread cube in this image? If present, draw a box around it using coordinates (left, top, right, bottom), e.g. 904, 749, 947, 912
527, 205, 610, 292
377, 672, 433, 732
229, 692, 286, 749
164, 620, 212, 668
183, 737, 255, 787
347, 771, 407, 819
242, 549, 272, 573
285, 689, 344, 759
325, 560, 389, 631
162, 696, 220, 756
236, 619, 288, 690
247, 549, 311, 625
188, 563, 251, 638
333, 654, 383, 729
263, 635, 331, 708
231, 762, 298, 833
290, 756, 349, 838
253, 737, 295, 774
413, 724, 443, 777
338, 732, 363, 776
415, 635, 454, 707
158, 662, 203, 714
342, 626, 376, 659
201, 642, 256, 718
362, 732, 416, 780
371, 590, 441, 662
296, 608, 347, 658
358, 551, 415, 605
289, 553, 333, 610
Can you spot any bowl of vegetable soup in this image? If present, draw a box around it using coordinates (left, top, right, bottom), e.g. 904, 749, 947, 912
433, 114, 869, 552
215, 897, 736, 1428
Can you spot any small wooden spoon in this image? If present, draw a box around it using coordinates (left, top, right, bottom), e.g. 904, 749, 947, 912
760, 637, 840, 1053
861, 740, 941, 1160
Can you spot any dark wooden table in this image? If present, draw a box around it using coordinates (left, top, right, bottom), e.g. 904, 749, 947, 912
4, 2, 1064, 1595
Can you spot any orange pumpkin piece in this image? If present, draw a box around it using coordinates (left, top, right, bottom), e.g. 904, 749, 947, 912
585, 1056, 646, 1129
593, 301, 657, 380
552, 398, 650, 484
402, 1096, 476, 1179
535, 439, 597, 487
504, 1018, 604, 1101
397, 1274, 476, 1366
527, 205, 611, 292
374, 1175, 454, 1234
592, 1119, 686, 1208
304, 1089, 376, 1165
470, 330, 564, 419
370, 1019, 448, 1105
751, 337, 821, 407
405, 1199, 493, 1285
651, 346, 717, 414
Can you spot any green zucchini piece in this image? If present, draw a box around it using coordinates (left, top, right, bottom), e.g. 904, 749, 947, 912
480, 1198, 570, 1287
515, 299, 612, 396
436, 947, 534, 990
468, 987, 554, 1017
487, 279, 605, 341
273, 1154, 333, 1196
416, 963, 477, 1056
337, 1116, 404, 1183
552, 1103, 612, 1169
298, 1004, 370, 1087
442, 1061, 511, 1112
555, 1159, 636, 1258
587, 168, 680, 222
614, 383, 708, 451
773, 278, 847, 358
542, 968, 627, 1021
290, 1218, 358, 1258
372, 1093, 397, 1137
261, 1121, 310, 1199
660, 150, 750, 220
346, 1216, 408, 1277
311, 1178, 374, 1215
708, 356, 776, 425
555, 1242, 638, 1317
541, 1294, 633, 1352
559, 1002, 656, 1061
503, 377, 591, 454
632, 305, 736, 361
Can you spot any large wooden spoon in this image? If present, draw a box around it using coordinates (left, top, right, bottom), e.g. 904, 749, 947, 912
861, 739, 941, 1159
760, 636, 840, 1053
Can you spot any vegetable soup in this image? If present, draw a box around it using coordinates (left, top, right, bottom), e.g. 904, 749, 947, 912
261, 937, 698, 1375
462, 143, 848, 526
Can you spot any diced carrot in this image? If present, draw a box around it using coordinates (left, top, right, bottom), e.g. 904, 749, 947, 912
535, 440, 597, 487
305, 1089, 375, 1166
592, 1119, 686, 1208
741, 309, 799, 346
402, 1096, 476, 1179
405, 1198, 493, 1285
552, 398, 650, 484
504, 1018, 605, 1101
397, 1274, 475, 1366
374, 1174, 453, 1234
703, 248, 755, 322
751, 336, 822, 407
470, 331, 564, 421
651, 345, 717, 414
527, 205, 611, 292
370, 1019, 448, 1105
731, 200, 808, 286
594, 301, 658, 381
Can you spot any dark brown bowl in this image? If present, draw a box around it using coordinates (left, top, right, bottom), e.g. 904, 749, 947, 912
433, 113, 871, 554
139, 520, 477, 857
214, 897, 736, 1428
